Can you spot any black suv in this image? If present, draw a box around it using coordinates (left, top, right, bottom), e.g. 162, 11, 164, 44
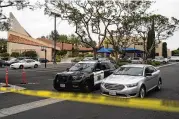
53, 60, 116, 92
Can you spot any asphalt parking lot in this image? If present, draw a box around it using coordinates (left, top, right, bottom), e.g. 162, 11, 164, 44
0, 62, 179, 119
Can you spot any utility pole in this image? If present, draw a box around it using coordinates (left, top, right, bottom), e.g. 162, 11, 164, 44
53, 14, 57, 64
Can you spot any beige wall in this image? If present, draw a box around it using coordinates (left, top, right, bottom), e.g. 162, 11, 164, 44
7, 42, 52, 61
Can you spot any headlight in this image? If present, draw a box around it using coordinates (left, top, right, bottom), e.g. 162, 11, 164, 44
126, 83, 138, 88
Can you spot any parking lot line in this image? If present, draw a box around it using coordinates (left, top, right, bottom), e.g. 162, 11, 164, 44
0, 98, 63, 118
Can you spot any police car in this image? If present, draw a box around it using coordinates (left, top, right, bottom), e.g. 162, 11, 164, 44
53, 60, 116, 92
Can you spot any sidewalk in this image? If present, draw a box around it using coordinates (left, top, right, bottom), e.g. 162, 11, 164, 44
0, 83, 25, 94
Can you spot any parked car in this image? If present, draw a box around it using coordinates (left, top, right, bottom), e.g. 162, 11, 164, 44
39, 58, 49, 63
5, 58, 20, 66
131, 57, 143, 64
152, 56, 169, 64
0, 60, 7, 67
169, 56, 179, 62
53, 59, 116, 92
101, 64, 162, 98
10, 59, 41, 69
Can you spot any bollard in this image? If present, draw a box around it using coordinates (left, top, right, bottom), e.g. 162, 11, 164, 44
3, 67, 10, 87
21, 67, 27, 84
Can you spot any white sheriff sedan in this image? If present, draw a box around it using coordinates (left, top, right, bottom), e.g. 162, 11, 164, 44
10, 59, 41, 69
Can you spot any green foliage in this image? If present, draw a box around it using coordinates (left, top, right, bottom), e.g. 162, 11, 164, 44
11, 52, 20, 58
21, 51, 37, 58
162, 42, 168, 58
147, 18, 155, 58
72, 48, 79, 57
57, 50, 67, 56
56, 55, 61, 62
71, 57, 83, 62
147, 60, 161, 66
0, 52, 9, 57
0, 1, 32, 31
85, 54, 93, 57
0, 52, 10, 60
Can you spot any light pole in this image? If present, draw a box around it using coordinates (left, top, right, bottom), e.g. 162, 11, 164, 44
51, 12, 61, 64
41, 46, 47, 68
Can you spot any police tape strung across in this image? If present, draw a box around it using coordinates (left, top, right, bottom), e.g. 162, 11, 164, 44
0, 87, 179, 113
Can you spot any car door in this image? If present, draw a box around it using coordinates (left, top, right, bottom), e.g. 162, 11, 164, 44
148, 66, 158, 87
25, 60, 34, 68
93, 63, 104, 86
144, 67, 155, 91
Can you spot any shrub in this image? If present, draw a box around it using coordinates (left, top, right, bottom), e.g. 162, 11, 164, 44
22, 51, 37, 58
57, 50, 67, 56
0, 52, 10, 60
56, 55, 61, 62
85, 54, 93, 57
78, 54, 84, 57
147, 61, 161, 66
11, 52, 20, 58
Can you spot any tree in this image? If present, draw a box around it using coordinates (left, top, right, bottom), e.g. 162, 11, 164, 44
135, 14, 179, 60
0, 39, 7, 53
0, 0, 35, 31
147, 18, 155, 58
162, 42, 167, 58
21, 51, 37, 58
11, 52, 20, 58
45, 0, 113, 59
99, 1, 149, 61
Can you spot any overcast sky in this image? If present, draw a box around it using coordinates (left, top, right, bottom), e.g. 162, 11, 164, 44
1, 0, 179, 50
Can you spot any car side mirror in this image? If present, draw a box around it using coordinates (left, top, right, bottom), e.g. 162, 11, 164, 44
145, 73, 152, 76
66, 68, 69, 71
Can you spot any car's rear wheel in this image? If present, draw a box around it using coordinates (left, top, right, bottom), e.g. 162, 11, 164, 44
34, 64, 38, 68
156, 79, 162, 91
19, 65, 24, 69
139, 86, 146, 98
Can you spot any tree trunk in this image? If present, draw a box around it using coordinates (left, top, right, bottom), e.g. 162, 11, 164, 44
93, 48, 97, 60
114, 51, 118, 62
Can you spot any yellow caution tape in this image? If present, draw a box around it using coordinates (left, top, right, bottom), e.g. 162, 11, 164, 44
0, 87, 179, 113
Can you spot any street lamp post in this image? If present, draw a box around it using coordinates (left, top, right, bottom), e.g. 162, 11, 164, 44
41, 46, 47, 68
54, 14, 57, 64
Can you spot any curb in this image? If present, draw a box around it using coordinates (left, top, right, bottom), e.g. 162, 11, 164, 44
157, 62, 179, 68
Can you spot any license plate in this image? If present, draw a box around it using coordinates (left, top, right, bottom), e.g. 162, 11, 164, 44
109, 91, 116, 96
60, 84, 65, 88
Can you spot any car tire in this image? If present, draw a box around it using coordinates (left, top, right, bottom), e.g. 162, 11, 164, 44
156, 79, 162, 91
82, 81, 93, 93
19, 65, 24, 69
139, 86, 146, 98
163, 61, 166, 64
53, 84, 62, 91
34, 64, 38, 68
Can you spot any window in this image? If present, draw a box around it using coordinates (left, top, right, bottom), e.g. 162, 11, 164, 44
114, 67, 143, 76
145, 66, 156, 74
148, 66, 156, 73
100, 63, 107, 70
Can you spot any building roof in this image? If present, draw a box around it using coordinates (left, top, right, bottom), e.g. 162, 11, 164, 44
9, 34, 93, 51
8, 34, 43, 46
79, 47, 93, 51
9, 12, 31, 37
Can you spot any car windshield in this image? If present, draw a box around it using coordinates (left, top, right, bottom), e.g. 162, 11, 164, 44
113, 67, 143, 76
69, 62, 95, 72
